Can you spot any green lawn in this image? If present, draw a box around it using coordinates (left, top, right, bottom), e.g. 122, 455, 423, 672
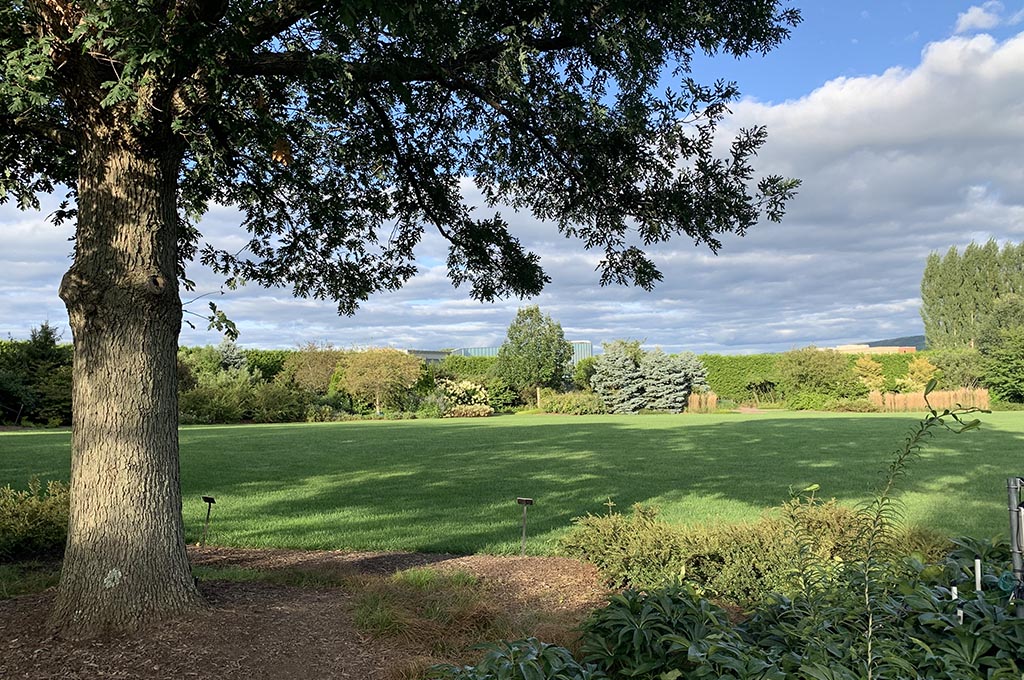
2, 411, 1021, 554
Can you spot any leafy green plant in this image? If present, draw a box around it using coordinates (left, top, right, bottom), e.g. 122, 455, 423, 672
698, 353, 780, 404
776, 346, 866, 404
579, 584, 748, 679
0, 477, 69, 561
558, 504, 687, 591
249, 380, 308, 423
560, 499, 884, 606
446, 404, 494, 418
430, 638, 607, 680
485, 377, 520, 412
540, 390, 606, 415
784, 391, 832, 411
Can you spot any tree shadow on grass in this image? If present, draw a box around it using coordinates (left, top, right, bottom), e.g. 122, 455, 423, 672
177, 413, 1024, 553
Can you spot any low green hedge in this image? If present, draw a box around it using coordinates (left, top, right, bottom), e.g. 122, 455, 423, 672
558, 501, 948, 607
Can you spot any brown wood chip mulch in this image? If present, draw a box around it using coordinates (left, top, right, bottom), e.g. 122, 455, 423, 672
0, 548, 607, 680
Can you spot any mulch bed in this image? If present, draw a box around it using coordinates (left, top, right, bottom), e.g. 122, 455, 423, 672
0, 548, 607, 680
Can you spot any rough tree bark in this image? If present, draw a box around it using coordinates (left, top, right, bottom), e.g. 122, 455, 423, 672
49, 121, 203, 637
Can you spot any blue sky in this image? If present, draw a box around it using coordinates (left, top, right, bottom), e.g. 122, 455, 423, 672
696, 1, 1020, 101
4, 2, 1024, 354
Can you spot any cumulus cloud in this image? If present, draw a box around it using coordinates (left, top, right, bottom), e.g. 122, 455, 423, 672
956, 2, 1007, 33
4, 23, 1024, 355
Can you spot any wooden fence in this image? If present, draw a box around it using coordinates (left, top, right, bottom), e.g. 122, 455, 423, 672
867, 388, 990, 413
687, 391, 718, 413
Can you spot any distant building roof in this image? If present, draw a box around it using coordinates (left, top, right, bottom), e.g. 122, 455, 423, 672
449, 340, 594, 364
833, 344, 916, 355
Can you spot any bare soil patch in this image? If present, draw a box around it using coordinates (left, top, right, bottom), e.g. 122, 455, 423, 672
0, 548, 607, 680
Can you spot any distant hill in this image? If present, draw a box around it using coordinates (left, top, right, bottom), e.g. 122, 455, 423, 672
864, 335, 926, 351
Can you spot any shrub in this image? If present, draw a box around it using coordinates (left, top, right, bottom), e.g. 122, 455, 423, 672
179, 384, 248, 423
560, 499, 934, 607
854, 355, 885, 392
415, 393, 447, 419
540, 390, 606, 415
438, 355, 497, 383
776, 346, 864, 400
249, 381, 308, 423
895, 356, 938, 393
437, 378, 489, 406
869, 352, 919, 392
444, 404, 493, 418
0, 478, 69, 561
929, 348, 983, 389
784, 391, 831, 410
432, 378, 494, 416
305, 404, 338, 422
558, 504, 687, 591
484, 377, 519, 412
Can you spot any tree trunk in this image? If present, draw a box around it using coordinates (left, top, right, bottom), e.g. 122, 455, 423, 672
49, 125, 203, 638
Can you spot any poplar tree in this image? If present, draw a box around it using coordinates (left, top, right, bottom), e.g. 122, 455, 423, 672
2, 0, 800, 636
921, 239, 1015, 349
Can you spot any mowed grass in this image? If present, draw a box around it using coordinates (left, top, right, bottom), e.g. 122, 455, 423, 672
2, 411, 1021, 554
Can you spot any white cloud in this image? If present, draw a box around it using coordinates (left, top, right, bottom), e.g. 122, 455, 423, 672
4, 27, 1024, 354
956, 2, 1005, 33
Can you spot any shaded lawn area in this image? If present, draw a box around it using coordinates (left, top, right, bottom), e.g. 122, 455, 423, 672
2, 411, 1020, 554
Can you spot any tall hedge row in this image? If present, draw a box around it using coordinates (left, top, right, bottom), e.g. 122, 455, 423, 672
868, 353, 918, 391
698, 354, 778, 402
701, 351, 942, 404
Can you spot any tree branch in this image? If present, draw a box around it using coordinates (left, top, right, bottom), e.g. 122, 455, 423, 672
227, 31, 586, 81
236, 0, 325, 47
361, 91, 455, 243
438, 74, 587, 188
0, 114, 75, 148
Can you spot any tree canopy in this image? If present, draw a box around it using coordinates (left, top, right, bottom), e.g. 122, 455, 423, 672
921, 239, 1024, 350
342, 348, 423, 413
4, 0, 800, 309
495, 305, 573, 395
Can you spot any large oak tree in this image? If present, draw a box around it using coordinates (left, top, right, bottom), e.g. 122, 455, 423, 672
1, 0, 800, 637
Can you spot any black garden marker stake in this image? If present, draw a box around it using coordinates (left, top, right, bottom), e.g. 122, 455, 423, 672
517, 497, 534, 556
201, 495, 216, 547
